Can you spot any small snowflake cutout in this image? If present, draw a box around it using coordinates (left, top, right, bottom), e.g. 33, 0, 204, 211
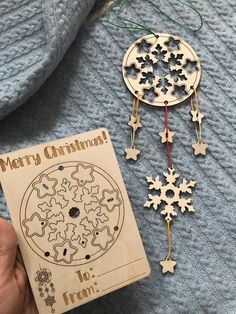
144, 168, 196, 221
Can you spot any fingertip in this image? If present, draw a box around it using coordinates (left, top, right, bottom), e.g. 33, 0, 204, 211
14, 260, 27, 292
0, 217, 17, 249
0, 217, 17, 278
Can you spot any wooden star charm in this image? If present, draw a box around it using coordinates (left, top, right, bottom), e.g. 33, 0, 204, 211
192, 141, 208, 155
190, 109, 204, 124
159, 128, 175, 143
128, 115, 142, 130
125, 147, 140, 160
160, 258, 176, 273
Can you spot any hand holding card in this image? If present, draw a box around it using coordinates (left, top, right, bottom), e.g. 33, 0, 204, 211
0, 129, 150, 314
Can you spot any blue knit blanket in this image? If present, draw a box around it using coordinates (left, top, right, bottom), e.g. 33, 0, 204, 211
0, 1, 235, 313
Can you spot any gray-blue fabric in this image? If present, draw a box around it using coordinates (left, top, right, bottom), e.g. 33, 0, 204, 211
0, 1, 235, 313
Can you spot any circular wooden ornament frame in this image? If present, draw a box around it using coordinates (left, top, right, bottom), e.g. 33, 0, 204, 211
122, 33, 201, 107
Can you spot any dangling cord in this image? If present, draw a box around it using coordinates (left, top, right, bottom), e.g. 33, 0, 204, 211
190, 88, 208, 155
130, 96, 140, 148
102, 0, 203, 34
165, 219, 172, 260
164, 103, 174, 169
160, 103, 176, 265
190, 88, 201, 142
164, 104, 172, 262
125, 96, 142, 160
159, 102, 176, 273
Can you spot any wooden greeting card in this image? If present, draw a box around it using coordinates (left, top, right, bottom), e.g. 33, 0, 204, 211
0, 128, 150, 314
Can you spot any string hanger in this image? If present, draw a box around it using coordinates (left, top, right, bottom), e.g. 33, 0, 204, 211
103, 0, 203, 34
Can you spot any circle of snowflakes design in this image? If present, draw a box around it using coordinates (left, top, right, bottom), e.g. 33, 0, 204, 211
21, 162, 124, 266
123, 33, 201, 106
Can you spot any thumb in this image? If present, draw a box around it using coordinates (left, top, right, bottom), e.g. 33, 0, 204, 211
0, 217, 17, 282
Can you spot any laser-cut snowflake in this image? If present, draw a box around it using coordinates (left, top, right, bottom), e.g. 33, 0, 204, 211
35, 267, 56, 311
138, 43, 187, 98
123, 34, 201, 106
134, 40, 187, 96
144, 168, 196, 221
84, 205, 109, 228
60, 222, 90, 248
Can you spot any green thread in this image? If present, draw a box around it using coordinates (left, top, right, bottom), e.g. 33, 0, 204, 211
103, 0, 203, 33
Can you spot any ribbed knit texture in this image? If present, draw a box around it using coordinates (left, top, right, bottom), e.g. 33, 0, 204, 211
0, 1, 235, 313
0, 0, 95, 118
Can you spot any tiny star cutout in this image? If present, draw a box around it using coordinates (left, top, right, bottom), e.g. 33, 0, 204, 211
192, 141, 208, 155
136, 39, 152, 53
160, 259, 176, 273
190, 109, 204, 124
125, 147, 140, 160
159, 128, 175, 143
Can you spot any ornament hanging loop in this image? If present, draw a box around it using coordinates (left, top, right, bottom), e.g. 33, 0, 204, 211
103, 0, 203, 34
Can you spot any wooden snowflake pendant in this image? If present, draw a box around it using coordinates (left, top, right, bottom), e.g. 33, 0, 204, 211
144, 168, 196, 220
144, 168, 196, 273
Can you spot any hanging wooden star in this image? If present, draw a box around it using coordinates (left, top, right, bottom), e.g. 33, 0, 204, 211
160, 259, 177, 273
128, 115, 142, 130
192, 141, 208, 155
125, 147, 140, 160
159, 128, 175, 143
190, 109, 204, 124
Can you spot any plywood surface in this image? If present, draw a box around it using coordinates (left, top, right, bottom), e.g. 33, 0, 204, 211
0, 128, 150, 314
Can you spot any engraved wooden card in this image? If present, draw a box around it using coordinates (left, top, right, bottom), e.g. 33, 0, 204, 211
0, 128, 150, 314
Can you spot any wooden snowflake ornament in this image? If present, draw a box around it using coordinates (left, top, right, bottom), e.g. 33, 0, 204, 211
144, 168, 196, 273
122, 34, 207, 274
144, 168, 196, 221
122, 33, 208, 158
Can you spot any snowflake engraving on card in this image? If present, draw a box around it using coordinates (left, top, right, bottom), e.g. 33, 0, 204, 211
35, 267, 56, 313
20, 162, 124, 266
